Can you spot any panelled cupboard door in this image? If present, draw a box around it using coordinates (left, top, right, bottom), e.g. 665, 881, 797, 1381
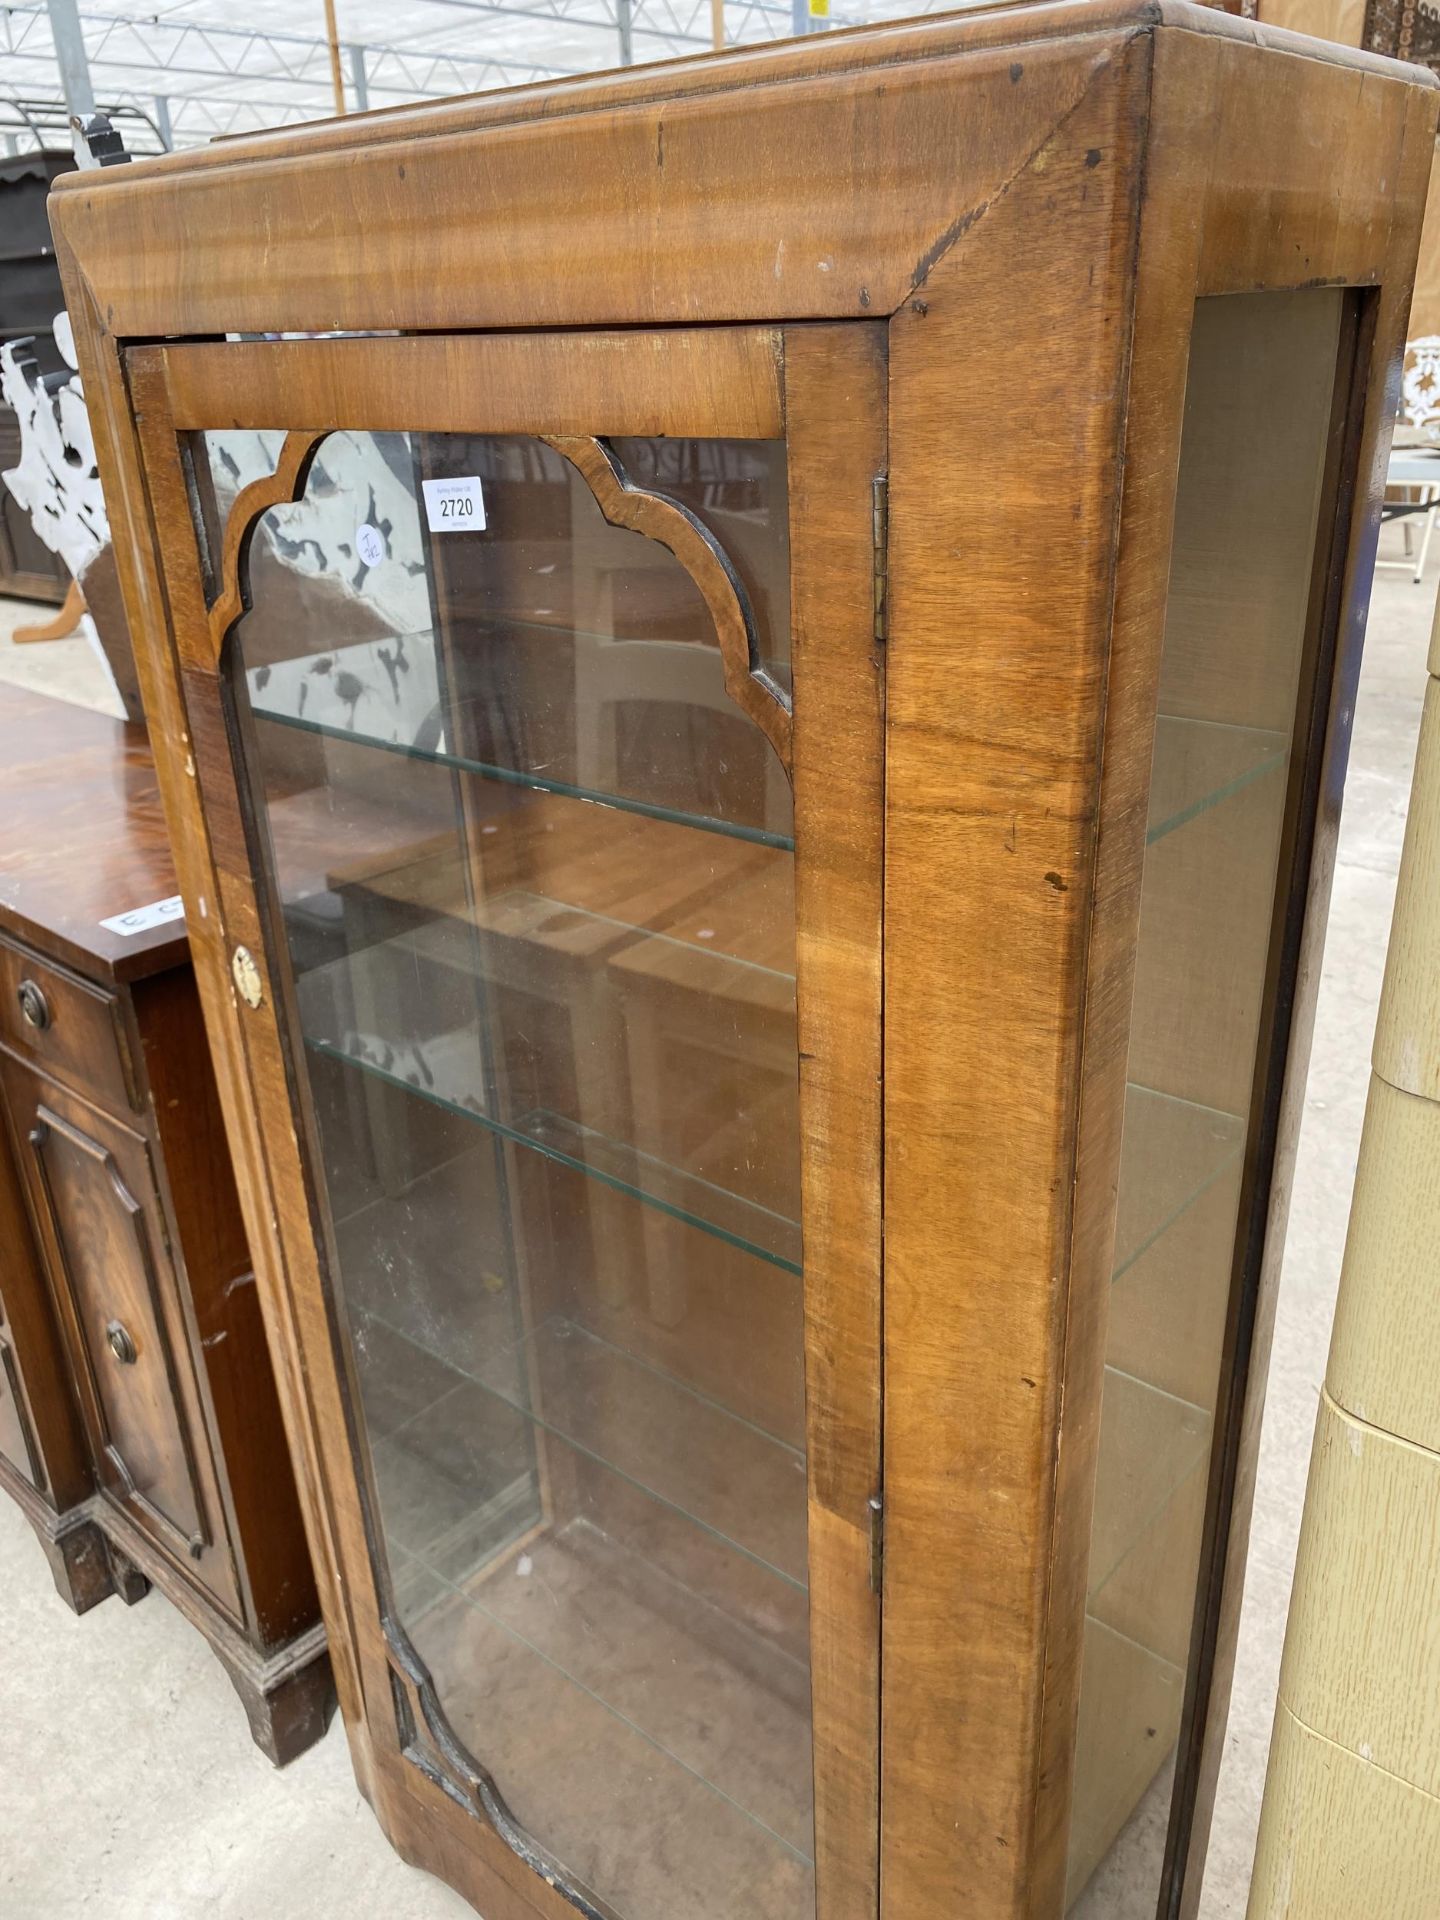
0, 1059, 234, 1604
128, 323, 886, 1920
0, 1332, 41, 1489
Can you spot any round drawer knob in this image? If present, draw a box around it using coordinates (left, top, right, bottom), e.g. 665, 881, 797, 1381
17, 980, 51, 1031
105, 1320, 137, 1366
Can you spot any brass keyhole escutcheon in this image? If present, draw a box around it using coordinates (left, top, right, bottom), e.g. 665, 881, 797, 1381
17, 980, 50, 1031
106, 1320, 137, 1366
231, 945, 263, 1010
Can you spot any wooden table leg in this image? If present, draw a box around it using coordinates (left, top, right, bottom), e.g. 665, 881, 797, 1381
14, 579, 85, 644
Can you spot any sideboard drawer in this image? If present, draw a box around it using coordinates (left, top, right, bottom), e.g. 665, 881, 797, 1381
0, 940, 136, 1117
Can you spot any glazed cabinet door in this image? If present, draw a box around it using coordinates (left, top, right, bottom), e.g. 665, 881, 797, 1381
130, 325, 885, 1920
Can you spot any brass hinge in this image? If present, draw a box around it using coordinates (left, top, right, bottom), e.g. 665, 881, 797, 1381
868, 1491, 884, 1595
872, 474, 889, 645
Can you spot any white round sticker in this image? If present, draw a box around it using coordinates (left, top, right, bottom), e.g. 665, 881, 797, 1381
355, 522, 385, 567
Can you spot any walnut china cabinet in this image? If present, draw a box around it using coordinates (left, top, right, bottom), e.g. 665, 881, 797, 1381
50, 5, 1437, 1916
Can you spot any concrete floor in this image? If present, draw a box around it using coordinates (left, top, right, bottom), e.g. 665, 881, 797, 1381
0, 601, 126, 718
0, 524, 1431, 1917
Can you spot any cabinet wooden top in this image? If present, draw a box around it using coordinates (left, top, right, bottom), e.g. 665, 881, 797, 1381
49, 0, 1435, 347
0, 686, 185, 982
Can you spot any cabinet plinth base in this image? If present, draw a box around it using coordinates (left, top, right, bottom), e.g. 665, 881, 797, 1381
0, 1455, 117, 1616
1, 1473, 335, 1767
220, 1621, 337, 1768
94, 1498, 336, 1767
102, 1533, 153, 1608
32, 1506, 118, 1615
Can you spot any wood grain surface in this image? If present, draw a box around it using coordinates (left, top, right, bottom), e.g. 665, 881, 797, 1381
546, 433, 793, 768
156, 330, 784, 438
0, 684, 183, 982
787, 321, 887, 1918
48, 5, 1433, 345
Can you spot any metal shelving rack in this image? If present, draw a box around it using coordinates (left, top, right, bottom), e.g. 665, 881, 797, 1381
0, 0, 964, 155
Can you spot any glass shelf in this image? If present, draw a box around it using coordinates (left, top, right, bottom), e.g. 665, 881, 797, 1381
1111, 1083, 1244, 1284
334, 1059, 1213, 1617
296, 909, 802, 1274
250, 630, 796, 852
1068, 1617, 1185, 1909
527, 1109, 802, 1270
1146, 713, 1289, 845
366, 1306, 809, 1594
1087, 1365, 1211, 1606
307, 1010, 1232, 1297
252, 683, 1283, 860
308, 1035, 801, 1275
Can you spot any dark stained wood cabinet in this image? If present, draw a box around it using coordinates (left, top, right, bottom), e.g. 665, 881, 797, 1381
0, 150, 73, 603
0, 1080, 102, 1597
51, 4, 1439, 1916
0, 684, 332, 1762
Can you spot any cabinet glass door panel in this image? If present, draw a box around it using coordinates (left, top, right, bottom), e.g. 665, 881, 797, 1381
1067, 289, 1349, 1912
210, 425, 812, 1919
206, 429, 792, 845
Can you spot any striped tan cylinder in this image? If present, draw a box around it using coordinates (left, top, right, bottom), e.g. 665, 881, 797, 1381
1247, 608, 1440, 1916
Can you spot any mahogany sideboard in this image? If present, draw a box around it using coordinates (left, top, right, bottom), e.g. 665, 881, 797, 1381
0, 683, 331, 1763
50, 3, 1439, 1916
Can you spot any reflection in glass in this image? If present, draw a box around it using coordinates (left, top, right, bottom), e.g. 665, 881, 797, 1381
1066, 290, 1347, 1912
213, 429, 812, 1919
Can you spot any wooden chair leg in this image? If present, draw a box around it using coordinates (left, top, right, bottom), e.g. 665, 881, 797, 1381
1416, 493, 1439, 584
13, 578, 85, 644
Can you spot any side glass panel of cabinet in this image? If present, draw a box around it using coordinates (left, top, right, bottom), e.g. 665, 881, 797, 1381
1067, 289, 1351, 1911
204, 428, 809, 1917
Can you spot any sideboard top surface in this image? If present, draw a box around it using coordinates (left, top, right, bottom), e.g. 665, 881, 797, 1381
0, 685, 184, 982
